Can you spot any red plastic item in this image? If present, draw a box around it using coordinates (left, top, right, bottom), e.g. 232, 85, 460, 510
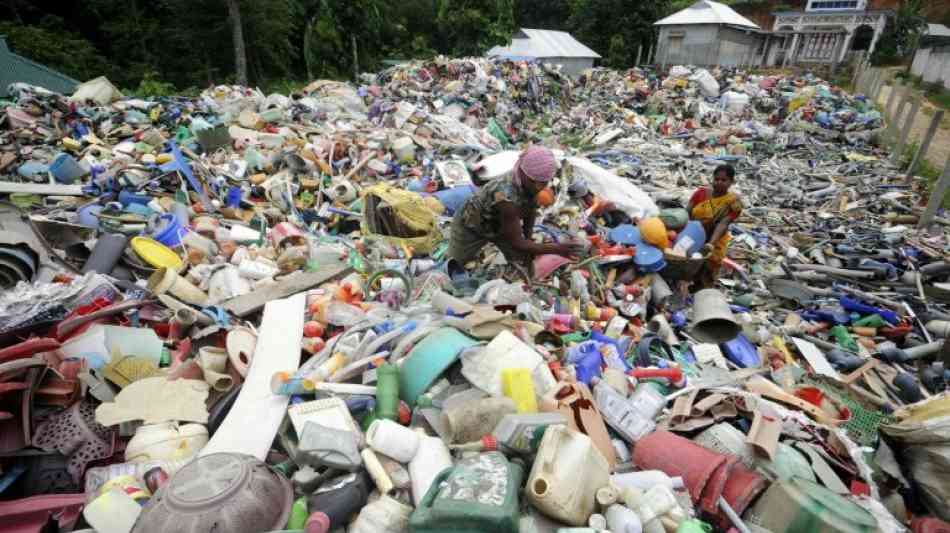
633, 430, 727, 503
628, 367, 685, 388
701, 455, 739, 515
715, 462, 767, 530
912, 517, 950, 533
0, 493, 86, 533
0, 337, 61, 363
795, 387, 825, 407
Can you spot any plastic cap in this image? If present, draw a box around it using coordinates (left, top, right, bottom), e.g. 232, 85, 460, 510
481, 435, 498, 451
305, 511, 330, 533
670, 476, 685, 490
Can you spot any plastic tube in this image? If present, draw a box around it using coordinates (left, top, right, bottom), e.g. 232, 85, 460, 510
390, 321, 445, 362
356, 320, 417, 360
627, 368, 685, 388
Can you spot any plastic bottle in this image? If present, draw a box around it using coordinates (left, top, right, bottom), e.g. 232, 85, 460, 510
606, 504, 643, 533
84, 458, 192, 495
441, 397, 518, 443
361, 448, 394, 494
408, 433, 452, 506
375, 363, 399, 421
502, 368, 539, 413
350, 495, 412, 533
628, 384, 667, 421
589, 514, 608, 529
611, 471, 684, 492
593, 382, 656, 444
527, 425, 611, 526
287, 496, 309, 529
366, 419, 420, 463
306, 471, 371, 531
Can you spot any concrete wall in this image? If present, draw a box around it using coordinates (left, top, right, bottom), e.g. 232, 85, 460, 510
656, 25, 764, 67
912, 45, 950, 89
539, 57, 594, 76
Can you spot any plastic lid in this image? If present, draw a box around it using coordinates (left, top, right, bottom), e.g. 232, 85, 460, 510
481, 435, 498, 451
305, 512, 330, 533
131, 236, 184, 270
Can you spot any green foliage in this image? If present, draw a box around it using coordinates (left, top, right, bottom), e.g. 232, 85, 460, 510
128, 71, 179, 97
607, 34, 626, 69
872, 0, 927, 66
435, 0, 517, 57
567, 0, 670, 69
0, 21, 112, 81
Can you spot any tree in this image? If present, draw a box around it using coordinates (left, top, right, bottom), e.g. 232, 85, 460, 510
872, 0, 927, 65
516, 0, 571, 30
226, 0, 248, 85
568, 0, 671, 69
607, 34, 626, 69
435, 0, 516, 57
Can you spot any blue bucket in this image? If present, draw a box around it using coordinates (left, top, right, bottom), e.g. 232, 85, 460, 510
152, 213, 184, 247
431, 184, 477, 215
49, 153, 87, 184
77, 203, 103, 228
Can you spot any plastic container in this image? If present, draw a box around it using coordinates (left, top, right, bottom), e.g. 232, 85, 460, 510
361, 448, 393, 494
492, 412, 569, 455
672, 221, 706, 257
593, 382, 656, 444
567, 341, 604, 385
84, 488, 141, 533
366, 419, 421, 463
85, 458, 193, 495
152, 214, 184, 247
638, 217, 669, 249
49, 152, 88, 183
431, 184, 477, 215
409, 434, 453, 506
442, 397, 518, 443
409, 452, 523, 533
375, 363, 399, 421
527, 425, 611, 526
720, 333, 761, 368
611, 471, 685, 492
306, 472, 372, 532
605, 504, 643, 533
744, 476, 876, 533
502, 368, 539, 413
350, 495, 412, 533
635, 244, 666, 273
82, 233, 128, 275
629, 384, 667, 420
125, 422, 208, 463
298, 422, 361, 471
147, 267, 209, 306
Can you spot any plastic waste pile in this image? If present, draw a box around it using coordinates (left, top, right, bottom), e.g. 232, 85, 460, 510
0, 60, 949, 533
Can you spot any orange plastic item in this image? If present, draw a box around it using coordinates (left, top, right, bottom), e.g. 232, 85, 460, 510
536, 187, 555, 207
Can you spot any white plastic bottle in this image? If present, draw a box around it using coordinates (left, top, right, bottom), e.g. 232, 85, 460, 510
408, 433, 452, 506
611, 471, 685, 492
366, 419, 420, 463
606, 504, 643, 533
350, 495, 412, 533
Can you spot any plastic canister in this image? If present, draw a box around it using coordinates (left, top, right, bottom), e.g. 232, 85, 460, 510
152, 214, 184, 247
366, 419, 420, 463
672, 221, 706, 257
611, 471, 684, 492
350, 495, 412, 533
409, 451, 523, 533
606, 504, 643, 533
49, 152, 88, 183
431, 184, 477, 215
502, 368, 539, 413
527, 425, 611, 526
408, 434, 453, 506
593, 382, 656, 444
441, 397, 518, 443
306, 471, 372, 531
375, 363, 399, 421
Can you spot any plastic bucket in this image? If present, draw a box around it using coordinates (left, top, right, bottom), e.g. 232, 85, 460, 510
632, 430, 727, 503
77, 203, 103, 228
673, 221, 706, 257
690, 289, 740, 344
635, 244, 666, 273
152, 214, 184, 247
49, 153, 87, 184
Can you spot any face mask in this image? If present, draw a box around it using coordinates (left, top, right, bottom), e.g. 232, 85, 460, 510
535, 187, 554, 207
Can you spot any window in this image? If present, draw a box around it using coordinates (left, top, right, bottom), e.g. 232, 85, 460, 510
807, 0, 859, 10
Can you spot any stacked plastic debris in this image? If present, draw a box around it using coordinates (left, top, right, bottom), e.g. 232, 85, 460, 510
0, 59, 948, 533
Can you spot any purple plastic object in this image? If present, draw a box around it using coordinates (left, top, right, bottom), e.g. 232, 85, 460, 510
567, 341, 604, 385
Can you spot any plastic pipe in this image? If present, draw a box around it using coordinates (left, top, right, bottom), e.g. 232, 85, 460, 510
627, 367, 685, 388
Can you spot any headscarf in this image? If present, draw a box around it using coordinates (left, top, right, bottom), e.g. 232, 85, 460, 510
515, 146, 557, 185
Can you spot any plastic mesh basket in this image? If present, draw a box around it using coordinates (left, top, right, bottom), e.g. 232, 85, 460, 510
802, 375, 894, 447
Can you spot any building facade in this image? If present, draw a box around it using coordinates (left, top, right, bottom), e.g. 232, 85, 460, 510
770, 0, 889, 66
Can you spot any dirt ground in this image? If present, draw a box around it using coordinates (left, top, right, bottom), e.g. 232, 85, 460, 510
875, 81, 950, 173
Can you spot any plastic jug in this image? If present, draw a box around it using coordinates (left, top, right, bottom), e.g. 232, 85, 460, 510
492, 413, 568, 455
593, 382, 656, 444
442, 397, 518, 443
527, 425, 611, 526
306, 471, 371, 531
409, 452, 523, 533
605, 504, 643, 533
409, 434, 453, 506
298, 421, 361, 471
351, 495, 412, 533
672, 221, 706, 257
502, 368, 539, 413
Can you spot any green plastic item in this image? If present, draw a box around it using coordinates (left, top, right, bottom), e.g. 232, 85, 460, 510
658, 207, 689, 231
487, 118, 511, 148
375, 363, 399, 421
560, 332, 590, 345
830, 325, 859, 352
746, 476, 877, 533
409, 451, 523, 533
853, 314, 887, 328
286, 496, 308, 529
677, 520, 713, 533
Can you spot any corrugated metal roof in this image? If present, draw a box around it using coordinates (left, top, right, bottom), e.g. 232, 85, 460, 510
928, 23, 950, 37
655, 0, 760, 28
0, 37, 79, 97
487, 29, 601, 59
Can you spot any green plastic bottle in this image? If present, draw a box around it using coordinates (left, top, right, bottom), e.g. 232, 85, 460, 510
375, 363, 399, 421
854, 314, 887, 328
287, 496, 308, 529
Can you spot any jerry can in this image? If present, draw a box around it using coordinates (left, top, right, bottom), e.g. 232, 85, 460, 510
526, 425, 611, 526
409, 451, 523, 533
